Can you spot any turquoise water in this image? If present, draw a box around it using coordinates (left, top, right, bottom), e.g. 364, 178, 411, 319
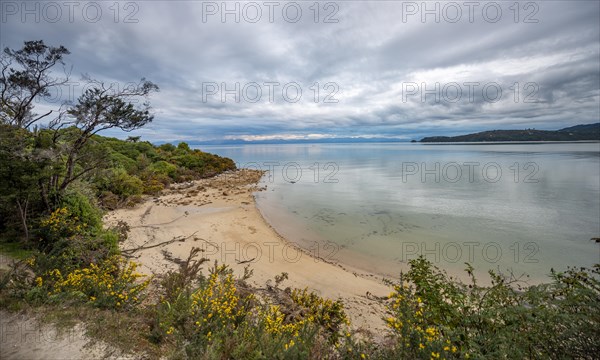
199, 143, 600, 281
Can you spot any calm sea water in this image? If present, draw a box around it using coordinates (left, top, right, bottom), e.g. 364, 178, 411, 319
199, 143, 600, 282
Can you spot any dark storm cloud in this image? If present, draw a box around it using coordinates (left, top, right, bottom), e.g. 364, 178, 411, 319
1, 0, 598, 142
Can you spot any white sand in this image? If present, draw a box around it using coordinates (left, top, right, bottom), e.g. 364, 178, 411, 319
105, 170, 391, 333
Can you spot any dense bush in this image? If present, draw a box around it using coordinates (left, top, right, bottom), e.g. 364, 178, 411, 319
85, 138, 236, 208
379, 257, 600, 359
148, 160, 178, 179
59, 192, 103, 231
41, 255, 149, 308
152, 250, 352, 359
27, 255, 149, 309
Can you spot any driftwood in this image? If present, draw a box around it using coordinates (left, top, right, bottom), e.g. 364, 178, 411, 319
236, 257, 256, 264
366, 291, 390, 301
121, 231, 198, 255
130, 213, 189, 229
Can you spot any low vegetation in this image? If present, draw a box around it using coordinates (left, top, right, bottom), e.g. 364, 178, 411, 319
1, 40, 598, 359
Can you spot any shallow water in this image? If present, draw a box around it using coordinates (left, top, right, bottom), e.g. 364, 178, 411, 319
199, 143, 600, 282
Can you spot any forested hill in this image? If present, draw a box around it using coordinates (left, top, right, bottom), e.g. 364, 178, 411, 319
420, 123, 600, 142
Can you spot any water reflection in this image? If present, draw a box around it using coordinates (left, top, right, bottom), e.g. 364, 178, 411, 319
199, 143, 600, 281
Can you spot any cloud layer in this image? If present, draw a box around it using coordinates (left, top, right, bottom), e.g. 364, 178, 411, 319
1, 1, 598, 142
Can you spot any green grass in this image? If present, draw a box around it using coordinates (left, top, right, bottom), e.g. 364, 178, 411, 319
0, 241, 34, 260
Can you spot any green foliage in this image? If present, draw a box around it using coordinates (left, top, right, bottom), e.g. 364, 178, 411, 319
152, 251, 352, 359
31, 255, 149, 309
86, 135, 235, 202
159, 143, 176, 152
109, 152, 138, 173
0, 242, 34, 260
35, 197, 120, 275
148, 160, 178, 179
380, 256, 600, 359
177, 142, 191, 152
1, 40, 70, 128
0, 124, 44, 235
106, 168, 144, 198
290, 288, 349, 342
59, 192, 103, 232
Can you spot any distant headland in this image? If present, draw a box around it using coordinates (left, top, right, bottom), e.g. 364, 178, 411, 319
420, 123, 600, 142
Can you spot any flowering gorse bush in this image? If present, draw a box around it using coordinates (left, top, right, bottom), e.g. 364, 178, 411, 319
385, 282, 459, 359
40, 207, 87, 243
37, 255, 149, 309
184, 264, 253, 342
290, 288, 349, 342
153, 252, 353, 359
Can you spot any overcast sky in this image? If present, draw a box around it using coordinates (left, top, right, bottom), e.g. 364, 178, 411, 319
1, 1, 599, 142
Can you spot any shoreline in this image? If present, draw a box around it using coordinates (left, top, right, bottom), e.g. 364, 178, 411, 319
105, 169, 391, 332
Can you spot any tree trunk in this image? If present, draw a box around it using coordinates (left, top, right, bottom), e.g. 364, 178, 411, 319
59, 147, 79, 192
38, 179, 51, 212
15, 198, 29, 241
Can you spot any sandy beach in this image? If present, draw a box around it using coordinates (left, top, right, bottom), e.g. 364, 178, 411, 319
105, 169, 392, 333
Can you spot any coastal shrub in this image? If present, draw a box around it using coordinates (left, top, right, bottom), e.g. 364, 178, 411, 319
107, 168, 144, 198
98, 191, 121, 210
148, 160, 178, 179
35, 200, 118, 274
290, 288, 349, 343
33, 229, 120, 276
155, 261, 253, 341
171, 151, 236, 178
39, 207, 88, 246
152, 250, 352, 359
177, 142, 191, 152
381, 256, 600, 359
35, 255, 149, 309
59, 192, 103, 232
158, 143, 176, 152
109, 151, 138, 173
142, 179, 165, 195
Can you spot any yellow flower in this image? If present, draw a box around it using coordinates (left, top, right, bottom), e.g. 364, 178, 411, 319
419, 343, 425, 349
35, 277, 43, 287
431, 352, 440, 359
361, 354, 366, 359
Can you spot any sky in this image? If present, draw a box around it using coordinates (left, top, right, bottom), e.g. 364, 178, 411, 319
1, 0, 599, 142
